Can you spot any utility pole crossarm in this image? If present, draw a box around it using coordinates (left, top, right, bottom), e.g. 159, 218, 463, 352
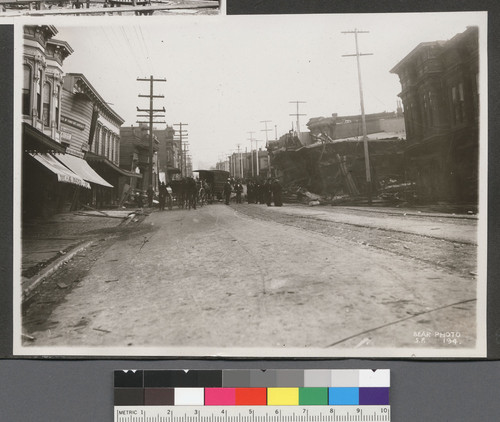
138, 95, 165, 98
289, 101, 306, 134
137, 107, 165, 112
341, 53, 373, 57
137, 77, 167, 82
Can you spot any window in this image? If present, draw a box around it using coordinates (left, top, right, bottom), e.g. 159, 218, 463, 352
36, 69, 42, 118
452, 83, 466, 124
426, 91, 433, 127
22, 65, 31, 116
55, 86, 61, 129
43, 82, 51, 127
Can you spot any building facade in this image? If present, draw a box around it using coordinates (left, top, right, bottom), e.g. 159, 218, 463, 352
60, 73, 136, 208
154, 126, 180, 180
390, 26, 479, 204
227, 149, 270, 180
22, 26, 139, 218
22, 25, 72, 144
120, 124, 160, 191
22, 25, 88, 219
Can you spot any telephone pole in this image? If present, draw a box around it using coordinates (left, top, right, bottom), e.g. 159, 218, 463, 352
247, 131, 255, 177
289, 101, 306, 135
254, 139, 264, 176
137, 76, 166, 191
260, 120, 272, 144
236, 144, 243, 179
342, 29, 373, 205
174, 123, 188, 177
182, 141, 190, 177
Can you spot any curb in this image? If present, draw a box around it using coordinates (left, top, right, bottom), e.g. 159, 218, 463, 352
339, 206, 478, 220
22, 240, 94, 303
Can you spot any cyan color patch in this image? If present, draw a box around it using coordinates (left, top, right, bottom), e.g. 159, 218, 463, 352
328, 387, 359, 405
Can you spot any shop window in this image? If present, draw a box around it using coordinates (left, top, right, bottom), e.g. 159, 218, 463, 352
43, 82, 51, 127
22, 65, 31, 116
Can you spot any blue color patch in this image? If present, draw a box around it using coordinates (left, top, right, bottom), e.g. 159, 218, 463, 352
328, 387, 359, 405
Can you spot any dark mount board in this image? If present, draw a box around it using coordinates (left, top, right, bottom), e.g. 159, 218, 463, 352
0, 24, 14, 360
226, 0, 499, 15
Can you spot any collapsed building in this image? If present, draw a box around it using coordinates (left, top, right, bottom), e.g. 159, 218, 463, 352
267, 111, 407, 204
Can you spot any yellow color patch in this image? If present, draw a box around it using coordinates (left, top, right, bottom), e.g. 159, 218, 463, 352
267, 388, 299, 405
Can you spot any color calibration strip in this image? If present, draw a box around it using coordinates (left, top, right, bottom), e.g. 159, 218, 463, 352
114, 369, 390, 406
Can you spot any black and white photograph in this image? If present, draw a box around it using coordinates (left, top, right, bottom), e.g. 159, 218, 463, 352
13, 12, 487, 357
0, 0, 220, 17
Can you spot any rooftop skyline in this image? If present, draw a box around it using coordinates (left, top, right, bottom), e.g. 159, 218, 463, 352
38, 12, 486, 169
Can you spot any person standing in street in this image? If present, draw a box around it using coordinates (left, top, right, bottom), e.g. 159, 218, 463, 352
256, 181, 263, 204
147, 185, 154, 208
247, 181, 254, 203
271, 178, 283, 206
223, 179, 232, 205
159, 182, 167, 211
235, 181, 243, 204
264, 178, 273, 206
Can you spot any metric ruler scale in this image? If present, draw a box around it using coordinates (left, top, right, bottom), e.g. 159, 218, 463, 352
114, 406, 391, 422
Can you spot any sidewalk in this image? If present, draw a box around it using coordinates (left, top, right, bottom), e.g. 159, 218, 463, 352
20, 208, 147, 300
268, 204, 479, 245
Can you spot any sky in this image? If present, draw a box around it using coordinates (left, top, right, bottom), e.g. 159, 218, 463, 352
48, 12, 486, 170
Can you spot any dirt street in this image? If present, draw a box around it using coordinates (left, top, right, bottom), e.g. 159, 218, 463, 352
22, 203, 479, 355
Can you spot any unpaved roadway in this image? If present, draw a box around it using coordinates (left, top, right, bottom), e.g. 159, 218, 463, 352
22, 203, 480, 355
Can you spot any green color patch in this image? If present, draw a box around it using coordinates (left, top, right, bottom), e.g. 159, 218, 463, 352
298, 388, 328, 405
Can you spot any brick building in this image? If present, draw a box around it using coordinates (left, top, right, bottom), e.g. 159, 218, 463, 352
153, 126, 180, 180
120, 124, 159, 191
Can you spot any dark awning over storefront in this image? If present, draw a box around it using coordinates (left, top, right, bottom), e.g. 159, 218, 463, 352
85, 152, 142, 178
55, 153, 113, 188
23, 123, 67, 154
166, 167, 181, 175
29, 153, 90, 189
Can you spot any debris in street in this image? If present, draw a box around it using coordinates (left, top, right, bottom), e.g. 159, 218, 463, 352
93, 327, 111, 334
75, 211, 124, 219
139, 237, 149, 251
22, 333, 36, 341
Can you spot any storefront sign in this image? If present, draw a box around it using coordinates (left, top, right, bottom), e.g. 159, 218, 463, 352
61, 115, 86, 131
60, 131, 72, 142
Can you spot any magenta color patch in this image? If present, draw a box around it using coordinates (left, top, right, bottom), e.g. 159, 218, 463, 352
205, 388, 236, 405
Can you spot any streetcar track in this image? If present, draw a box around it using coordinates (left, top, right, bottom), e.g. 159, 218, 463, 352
231, 205, 476, 278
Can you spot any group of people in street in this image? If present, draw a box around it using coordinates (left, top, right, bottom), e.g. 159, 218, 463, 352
224, 178, 283, 207
138, 177, 283, 211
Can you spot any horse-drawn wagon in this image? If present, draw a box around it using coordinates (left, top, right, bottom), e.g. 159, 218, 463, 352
193, 169, 230, 203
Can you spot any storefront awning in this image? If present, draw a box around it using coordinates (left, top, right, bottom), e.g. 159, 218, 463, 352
23, 123, 67, 154
85, 152, 142, 178
55, 154, 113, 188
29, 153, 90, 189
